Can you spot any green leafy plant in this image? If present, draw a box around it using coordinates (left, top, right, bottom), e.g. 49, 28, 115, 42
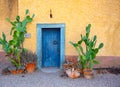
0, 9, 35, 69
70, 24, 104, 69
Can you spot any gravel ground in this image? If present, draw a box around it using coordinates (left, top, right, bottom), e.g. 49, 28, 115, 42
0, 70, 120, 87
0, 61, 120, 87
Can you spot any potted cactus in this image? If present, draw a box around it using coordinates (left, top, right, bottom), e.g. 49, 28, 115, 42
70, 24, 104, 79
0, 9, 34, 74
0, 29, 25, 74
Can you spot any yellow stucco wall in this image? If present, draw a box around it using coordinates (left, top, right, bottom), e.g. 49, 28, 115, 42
9, 0, 120, 56
0, 0, 18, 51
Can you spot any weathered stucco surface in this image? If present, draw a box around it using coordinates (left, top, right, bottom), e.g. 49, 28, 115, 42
1, 0, 120, 56
0, 0, 18, 50
18, 0, 120, 56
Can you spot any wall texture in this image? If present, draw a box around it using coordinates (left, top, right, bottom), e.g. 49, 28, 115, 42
0, 0, 18, 51
1, 0, 120, 56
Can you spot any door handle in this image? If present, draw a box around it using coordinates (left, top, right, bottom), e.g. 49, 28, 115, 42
53, 40, 57, 45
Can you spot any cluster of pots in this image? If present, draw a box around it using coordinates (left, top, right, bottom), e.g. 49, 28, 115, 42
63, 61, 94, 79
8, 62, 36, 75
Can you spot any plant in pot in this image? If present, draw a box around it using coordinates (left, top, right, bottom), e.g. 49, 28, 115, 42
0, 30, 25, 74
21, 51, 37, 73
65, 65, 80, 79
63, 58, 78, 70
0, 9, 34, 74
63, 59, 80, 79
70, 24, 104, 79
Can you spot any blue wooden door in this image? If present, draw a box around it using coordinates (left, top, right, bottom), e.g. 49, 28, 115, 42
42, 28, 60, 67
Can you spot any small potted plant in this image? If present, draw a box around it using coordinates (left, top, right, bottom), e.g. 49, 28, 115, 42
70, 24, 104, 79
63, 59, 80, 79
66, 68, 80, 79
21, 51, 37, 73
63, 58, 77, 70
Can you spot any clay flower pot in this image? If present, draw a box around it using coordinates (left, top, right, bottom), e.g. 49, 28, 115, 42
10, 69, 24, 75
66, 68, 80, 79
83, 69, 94, 79
8, 66, 25, 75
26, 62, 36, 73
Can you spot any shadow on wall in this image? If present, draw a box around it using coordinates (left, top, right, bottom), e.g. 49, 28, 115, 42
0, 0, 18, 50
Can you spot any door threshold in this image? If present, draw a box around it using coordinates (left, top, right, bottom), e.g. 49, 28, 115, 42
41, 67, 61, 73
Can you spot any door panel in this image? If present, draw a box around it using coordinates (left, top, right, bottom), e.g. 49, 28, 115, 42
42, 28, 60, 67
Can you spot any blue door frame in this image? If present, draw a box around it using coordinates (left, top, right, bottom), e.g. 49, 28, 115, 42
37, 23, 65, 69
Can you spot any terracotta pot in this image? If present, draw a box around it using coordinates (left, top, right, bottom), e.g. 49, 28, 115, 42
8, 66, 25, 75
66, 68, 80, 79
83, 69, 94, 79
10, 69, 24, 75
26, 62, 36, 73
